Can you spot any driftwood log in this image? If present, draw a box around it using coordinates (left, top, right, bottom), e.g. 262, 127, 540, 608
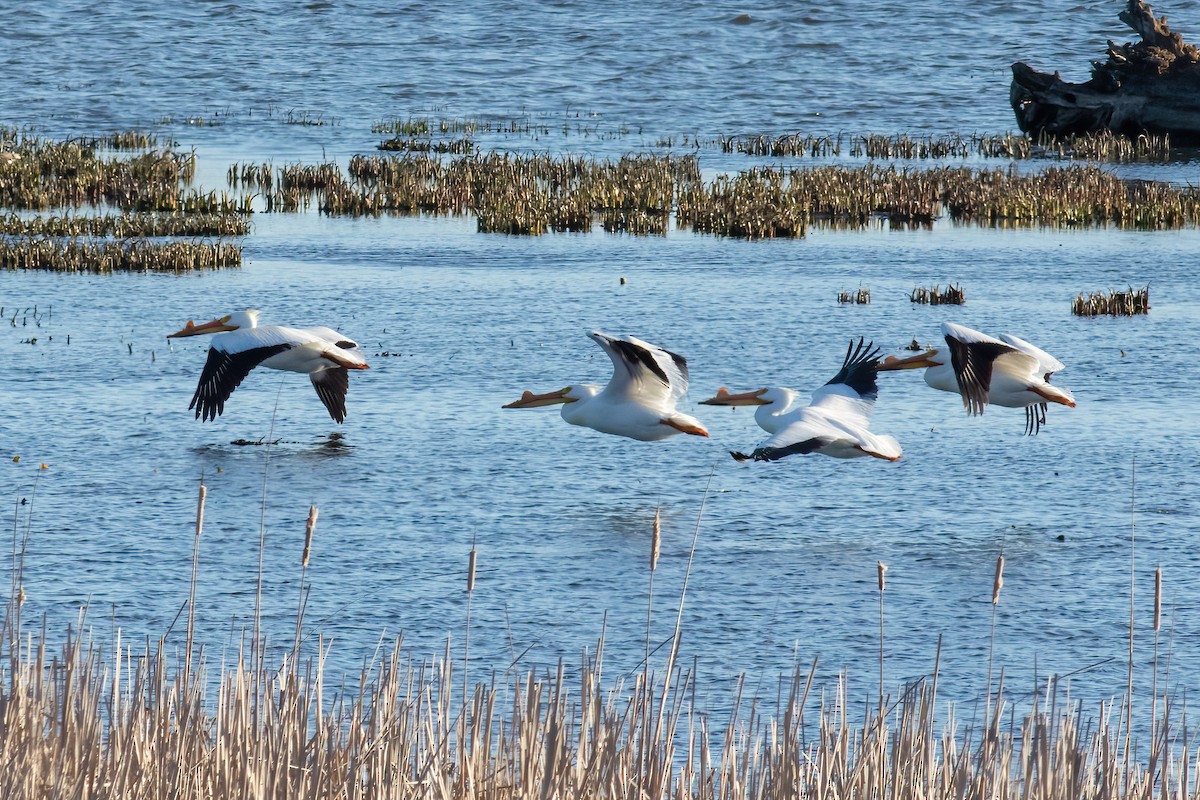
1011, 0, 1200, 141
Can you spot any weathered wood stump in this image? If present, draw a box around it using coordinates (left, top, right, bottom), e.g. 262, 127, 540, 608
1011, 0, 1200, 142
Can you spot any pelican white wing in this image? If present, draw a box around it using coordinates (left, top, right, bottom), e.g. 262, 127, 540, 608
998, 333, 1065, 377
941, 322, 1039, 416
589, 331, 689, 409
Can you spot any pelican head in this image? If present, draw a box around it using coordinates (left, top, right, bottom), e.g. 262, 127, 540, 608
168, 310, 261, 338
875, 348, 945, 371
502, 386, 582, 409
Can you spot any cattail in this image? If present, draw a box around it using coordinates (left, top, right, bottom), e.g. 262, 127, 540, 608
1154, 567, 1162, 632
651, 506, 661, 571
992, 555, 1005, 605
467, 546, 477, 593
877, 561, 887, 592
301, 505, 318, 568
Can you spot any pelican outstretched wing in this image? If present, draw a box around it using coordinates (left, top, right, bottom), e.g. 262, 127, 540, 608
589, 331, 689, 408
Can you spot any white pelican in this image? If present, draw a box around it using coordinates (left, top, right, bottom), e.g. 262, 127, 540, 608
167, 310, 370, 423
875, 322, 1074, 434
502, 331, 709, 441
700, 339, 902, 462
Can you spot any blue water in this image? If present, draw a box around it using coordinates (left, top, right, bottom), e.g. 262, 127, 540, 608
2, 0, 1200, 720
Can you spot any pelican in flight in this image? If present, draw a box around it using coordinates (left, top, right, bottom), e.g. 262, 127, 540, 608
875, 322, 1074, 434
502, 331, 709, 441
167, 310, 370, 423
700, 339, 902, 462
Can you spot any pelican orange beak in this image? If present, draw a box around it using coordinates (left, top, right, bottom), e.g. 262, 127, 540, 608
699, 387, 769, 406
503, 387, 575, 408
167, 316, 236, 338
875, 351, 941, 371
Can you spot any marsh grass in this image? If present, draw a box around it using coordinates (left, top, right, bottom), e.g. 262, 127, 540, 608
720, 130, 1172, 162
0, 237, 241, 273
1073, 286, 1151, 316
910, 283, 965, 305
838, 287, 872, 304
0, 478, 1193, 798
269, 151, 1200, 236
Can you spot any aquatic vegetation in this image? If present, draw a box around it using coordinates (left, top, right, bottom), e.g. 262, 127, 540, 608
267, 151, 1200, 236
719, 129, 1172, 163
1073, 286, 1151, 316
838, 287, 871, 304
227, 161, 274, 190
0, 237, 242, 273
0, 486, 1185, 798
377, 136, 474, 154
0, 212, 250, 238
285, 110, 330, 126
910, 283, 965, 304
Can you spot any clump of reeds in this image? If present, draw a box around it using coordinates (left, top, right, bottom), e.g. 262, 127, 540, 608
75, 130, 159, 151
0, 238, 241, 273
285, 110, 329, 126
256, 138, 1199, 234
719, 130, 1170, 163
1037, 129, 1170, 162
0, 212, 250, 238
1073, 286, 1151, 316
0, 133, 260, 214
227, 161, 273, 190
910, 282, 965, 304
377, 136, 474, 154
838, 287, 871, 304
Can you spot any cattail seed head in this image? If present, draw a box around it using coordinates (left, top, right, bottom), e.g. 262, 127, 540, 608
877, 561, 887, 592
651, 506, 661, 572
467, 547, 477, 594
301, 505, 318, 568
1154, 567, 1162, 632
992, 555, 1005, 605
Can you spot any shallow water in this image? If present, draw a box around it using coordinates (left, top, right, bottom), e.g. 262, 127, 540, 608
2, 0, 1200, 717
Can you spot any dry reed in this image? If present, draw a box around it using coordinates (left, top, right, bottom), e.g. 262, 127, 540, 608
1073, 286, 1151, 316
910, 283, 965, 305
838, 287, 871, 304
0, 486, 1192, 798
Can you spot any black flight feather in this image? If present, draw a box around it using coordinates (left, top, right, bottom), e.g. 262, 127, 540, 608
730, 437, 832, 463
945, 336, 1012, 416
824, 337, 882, 401
188, 343, 292, 422
311, 367, 350, 423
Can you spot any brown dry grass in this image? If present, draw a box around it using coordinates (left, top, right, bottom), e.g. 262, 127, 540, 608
0, 485, 1189, 799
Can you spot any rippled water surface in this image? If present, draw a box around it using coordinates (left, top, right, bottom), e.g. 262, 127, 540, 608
3, 0, 1200, 713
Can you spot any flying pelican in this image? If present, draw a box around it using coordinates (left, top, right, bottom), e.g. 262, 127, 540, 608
167, 310, 370, 423
700, 339, 902, 462
875, 322, 1074, 434
502, 331, 709, 441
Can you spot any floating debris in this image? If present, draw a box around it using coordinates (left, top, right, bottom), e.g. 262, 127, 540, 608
838, 287, 871, 304
910, 283, 965, 305
1072, 286, 1150, 316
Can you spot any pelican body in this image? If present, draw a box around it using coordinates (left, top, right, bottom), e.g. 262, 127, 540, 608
876, 322, 1074, 434
503, 331, 708, 442
701, 339, 902, 462
168, 310, 370, 423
